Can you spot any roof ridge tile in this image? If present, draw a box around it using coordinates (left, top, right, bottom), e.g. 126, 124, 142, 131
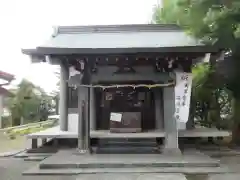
56, 24, 182, 34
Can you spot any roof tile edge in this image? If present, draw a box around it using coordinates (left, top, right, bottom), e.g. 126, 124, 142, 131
56, 24, 182, 34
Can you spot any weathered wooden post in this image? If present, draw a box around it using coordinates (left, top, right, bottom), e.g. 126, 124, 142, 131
77, 100, 87, 153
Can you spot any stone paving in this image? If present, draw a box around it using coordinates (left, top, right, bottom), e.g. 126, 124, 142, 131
76, 173, 187, 180
208, 174, 240, 180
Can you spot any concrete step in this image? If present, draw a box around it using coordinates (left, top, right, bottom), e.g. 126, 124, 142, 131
39, 159, 220, 169
98, 138, 157, 144
77, 173, 188, 180
37, 150, 220, 171
23, 166, 234, 175
98, 141, 158, 147
97, 138, 158, 154
24, 156, 47, 161
201, 150, 240, 157
26, 147, 58, 153
14, 152, 54, 158
94, 146, 159, 154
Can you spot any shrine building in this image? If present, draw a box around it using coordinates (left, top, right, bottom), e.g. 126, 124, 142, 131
22, 24, 230, 154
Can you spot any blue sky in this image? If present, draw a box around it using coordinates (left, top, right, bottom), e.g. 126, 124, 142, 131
0, 0, 159, 93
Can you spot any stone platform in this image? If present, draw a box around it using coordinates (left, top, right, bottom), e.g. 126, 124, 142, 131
26, 126, 231, 139
22, 149, 237, 175
39, 150, 220, 169
22, 149, 228, 175
75, 173, 188, 180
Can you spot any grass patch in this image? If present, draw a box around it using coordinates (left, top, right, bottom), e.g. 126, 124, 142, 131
4, 122, 56, 140
0, 120, 57, 153
0, 133, 29, 153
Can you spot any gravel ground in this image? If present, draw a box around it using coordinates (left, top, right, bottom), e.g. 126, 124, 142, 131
0, 157, 77, 180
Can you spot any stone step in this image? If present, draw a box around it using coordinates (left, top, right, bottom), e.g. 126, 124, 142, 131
98, 138, 157, 144
37, 150, 220, 171
75, 173, 188, 180
26, 147, 58, 153
24, 156, 47, 161
39, 159, 220, 169
23, 166, 233, 176
94, 146, 159, 154
97, 138, 158, 154
98, 141, 158, 147
197, 145, 231, 151
14, 152, 54, 158
201, 150, 240, 157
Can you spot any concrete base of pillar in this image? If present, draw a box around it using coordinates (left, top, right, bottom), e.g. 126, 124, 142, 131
162, 147, 182, 156
31, 139, 38, 149
74, 148, 91, 155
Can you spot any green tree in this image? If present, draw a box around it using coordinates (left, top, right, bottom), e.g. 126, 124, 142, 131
5, 79, 53, 125
152, 0, 240, 142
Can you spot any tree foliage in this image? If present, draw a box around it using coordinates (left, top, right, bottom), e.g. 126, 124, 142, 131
152, 0, 240, 142
4, 79, 53, 126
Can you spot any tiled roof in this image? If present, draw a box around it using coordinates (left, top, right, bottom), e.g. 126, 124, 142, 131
22, 24, 218, 56
42, 24, 203, 49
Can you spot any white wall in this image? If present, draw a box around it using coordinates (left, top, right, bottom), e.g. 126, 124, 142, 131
68, 113, 78, 132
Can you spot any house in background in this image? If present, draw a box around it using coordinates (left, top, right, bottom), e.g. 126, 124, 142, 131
0, 70, 14, 128
22, 24, 230, 154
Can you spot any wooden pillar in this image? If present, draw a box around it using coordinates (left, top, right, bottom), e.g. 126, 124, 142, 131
85, 87, 90, 151
90, 87, 96, 130
31, 139, 38, 149
154, 88, 164, 130
59, 61, 69, 131
77, 96, 86, 151
77, 59, 91, 154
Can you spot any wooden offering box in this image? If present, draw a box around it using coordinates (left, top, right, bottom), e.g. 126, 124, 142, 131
110, 112, 142, 133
